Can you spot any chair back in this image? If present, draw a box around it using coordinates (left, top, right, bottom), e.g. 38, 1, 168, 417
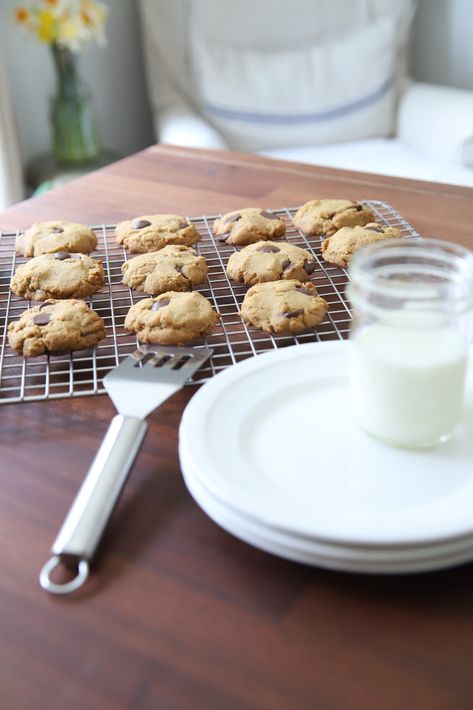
139, 0, 416, 151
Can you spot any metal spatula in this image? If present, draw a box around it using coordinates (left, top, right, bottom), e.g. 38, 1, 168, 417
39, 345, 213, 595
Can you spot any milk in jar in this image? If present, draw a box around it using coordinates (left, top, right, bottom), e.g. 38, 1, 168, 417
350, 322, 468, 447
347, 238, 473, 449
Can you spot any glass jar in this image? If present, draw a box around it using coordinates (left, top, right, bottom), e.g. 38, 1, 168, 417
346, 238, 473, 449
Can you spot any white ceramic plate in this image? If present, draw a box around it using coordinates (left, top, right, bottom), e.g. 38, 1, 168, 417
179, 341, 473, 547
181, 445, 473, 563
182, 456, 473, 574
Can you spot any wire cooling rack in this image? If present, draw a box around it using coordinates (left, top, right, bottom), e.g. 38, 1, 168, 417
0, 201, 419, 404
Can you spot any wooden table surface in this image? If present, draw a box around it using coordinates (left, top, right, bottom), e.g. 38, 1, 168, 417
1, 145, 473, 710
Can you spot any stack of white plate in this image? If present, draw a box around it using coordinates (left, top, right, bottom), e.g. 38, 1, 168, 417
179, 341, 473, 574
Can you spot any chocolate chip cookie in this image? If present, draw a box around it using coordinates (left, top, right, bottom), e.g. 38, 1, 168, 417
11, 252, 104, 301
16, 221, 97, 258
321, 223, 402, 268
240, 280, 328, 334
213, 208, 285, 246
227, 240, 316, 285
293, 200, 374, 237
125, 291, 219, 345
121, 245, 207, 295
116, 214, 200, 253
8, 299, 105, 357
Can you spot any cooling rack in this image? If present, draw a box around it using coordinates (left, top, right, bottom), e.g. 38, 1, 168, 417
0, 201, 419, 404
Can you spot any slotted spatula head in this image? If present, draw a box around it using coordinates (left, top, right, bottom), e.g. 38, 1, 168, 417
104, 346, 214, 419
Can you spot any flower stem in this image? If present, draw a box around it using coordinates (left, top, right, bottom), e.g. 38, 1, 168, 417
50, 43, 100, 163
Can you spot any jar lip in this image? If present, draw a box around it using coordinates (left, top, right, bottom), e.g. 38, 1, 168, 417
348, 237, 473, 306
349, 237, 473, 270
348, 237, 473, 315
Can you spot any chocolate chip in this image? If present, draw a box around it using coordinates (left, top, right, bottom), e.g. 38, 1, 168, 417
224, 214, 241, 225
51, 227, 64, 234
353, 204, 363, 212
281, 309, 304, 318
258, 244, 280, 253
33, 313, 51, 326
282, 260, 293, 272
131, 219, 151, 230
38, 301, 54, 310
260, 211, 279, 220
365, 226, 383, 233
296, 287, 313, 296
54, 251, 81, 260
152, 298, 170, 311
304, 259, 316, 274
178, 221, 188, 229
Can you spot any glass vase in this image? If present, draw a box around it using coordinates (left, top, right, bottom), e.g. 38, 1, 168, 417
50, 44, 100, 163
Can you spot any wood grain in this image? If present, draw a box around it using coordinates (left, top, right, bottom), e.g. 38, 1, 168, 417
1, 146, 473, 710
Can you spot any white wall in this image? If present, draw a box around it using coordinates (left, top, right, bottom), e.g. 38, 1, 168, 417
0, 0, 154, 167
411, 0, 473, 90
1, 0, 473, 171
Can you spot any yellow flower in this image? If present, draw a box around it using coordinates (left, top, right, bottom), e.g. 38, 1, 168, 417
36, 9, 57, 43
14, 6, 29, 23
57, 18, 81, 44
13, 0, 108, 49
94, 6, 108, 24
81, 10, 92, 26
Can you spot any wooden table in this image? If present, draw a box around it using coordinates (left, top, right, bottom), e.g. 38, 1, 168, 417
1, 146, 473, 710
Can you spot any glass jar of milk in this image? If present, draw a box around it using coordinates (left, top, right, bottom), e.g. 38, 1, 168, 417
347, 238, 473, 449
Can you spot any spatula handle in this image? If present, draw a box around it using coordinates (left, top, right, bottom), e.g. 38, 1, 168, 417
39, 415, 147, 595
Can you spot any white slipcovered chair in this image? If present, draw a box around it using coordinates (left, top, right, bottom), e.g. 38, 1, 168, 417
0, 49, 22, 211
138, 0, 473, 187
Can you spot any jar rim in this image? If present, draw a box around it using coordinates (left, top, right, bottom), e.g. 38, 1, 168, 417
347, 237, 473, 321
348, 237, 473, 308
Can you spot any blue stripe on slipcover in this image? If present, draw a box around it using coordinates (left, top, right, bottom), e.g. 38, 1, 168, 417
202, 75, 394, 125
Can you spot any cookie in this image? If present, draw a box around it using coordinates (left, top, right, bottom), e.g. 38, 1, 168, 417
321, 223, 402, 268
213, 208, 285, 246
293, 200, 374, 237
121, 245, 207, 295
10, 252, 104, 301
116, 214, 200, 253
240, 280, 328, 334
125, 291, 219, 345
16, 220, 97, 257
8, 299, 105, 358
227, 240, 316, 285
